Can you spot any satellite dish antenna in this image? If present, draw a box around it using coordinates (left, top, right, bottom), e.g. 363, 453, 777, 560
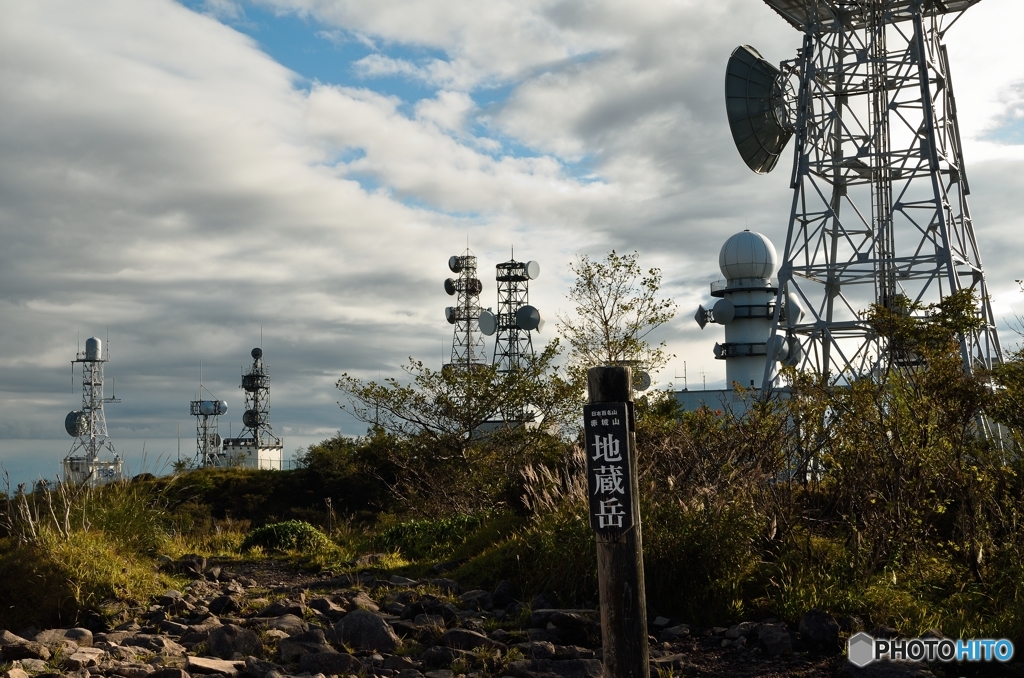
444, 278, 457, 296
515, 305, 544, 332
712, 298, 735, 324
64, 410, 87, 437
251, 347, 263, 360
243, 409, 261, 428
725, 45, 794, 175
448, 256, 463, 273
445, 306, 457, 324
479, 309, 497, 336
635, 371, 652, 392
525, 261, 540, 280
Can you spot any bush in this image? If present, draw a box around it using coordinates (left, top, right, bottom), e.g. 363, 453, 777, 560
240, 520, 336, 555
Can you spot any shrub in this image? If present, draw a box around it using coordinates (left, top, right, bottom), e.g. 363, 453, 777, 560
240, 520, 336, 555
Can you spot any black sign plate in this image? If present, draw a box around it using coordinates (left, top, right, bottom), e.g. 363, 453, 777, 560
583, 402, 633, 537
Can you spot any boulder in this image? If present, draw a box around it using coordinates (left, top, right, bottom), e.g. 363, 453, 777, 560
0, 631, 29, 647
298, 652, 363, 675
507, 658, 603, 678
185, 656, 245, 677
347, 591, 380, 612
257, 600, 304, 618
492, 580, 516, 609
512, 641, 556, 660
1, 641, 51, 661
263, 615, 307, 636
35, 628, 93, 649
277, 629, 335, 662
799, 610, 840, 648
62, 647, 106, 670
208, 625, 263, 660
384, 656, 421, 671
2, 668, 30, 678
459, 590, 493, 612
243, 656, 286, 678
333, 609, 400, 653
123, 635, 187, 656
757, 624, 793, 656
421, 646, 454, 669
659, 624, 691, 642
208, 596, 242, 616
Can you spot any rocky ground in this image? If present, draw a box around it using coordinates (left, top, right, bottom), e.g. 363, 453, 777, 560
0, 556, 953, 678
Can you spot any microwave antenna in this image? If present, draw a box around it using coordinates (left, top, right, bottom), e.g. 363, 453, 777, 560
63, 336, 123, 486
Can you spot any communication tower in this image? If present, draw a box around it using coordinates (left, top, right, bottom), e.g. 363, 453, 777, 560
725, 0, 1001, 388
221, 347, 283, 469
479, 257, 543, 373
443, 249, 486, 370
63, 337, 123, 486
189, 368, 228, 467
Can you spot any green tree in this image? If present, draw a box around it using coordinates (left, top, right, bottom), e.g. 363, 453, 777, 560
557, 250, 676, 387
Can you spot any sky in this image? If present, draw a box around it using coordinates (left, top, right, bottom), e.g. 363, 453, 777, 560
2, 0, 1024, 485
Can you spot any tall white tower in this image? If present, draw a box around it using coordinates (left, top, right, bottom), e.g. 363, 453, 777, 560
695, 231, 782, 389
64, 337, 124, 486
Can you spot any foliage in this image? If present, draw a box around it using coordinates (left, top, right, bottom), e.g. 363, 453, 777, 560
240, 520, 337, 555
557, 250, 676, 386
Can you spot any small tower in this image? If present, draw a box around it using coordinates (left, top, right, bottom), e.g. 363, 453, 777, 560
221, 348, 283, 469
190, 370, 228, 468
63, 337, 124, 486
443, 249, 486, 371
695, 231, 783, 390
479, 258, 542, 373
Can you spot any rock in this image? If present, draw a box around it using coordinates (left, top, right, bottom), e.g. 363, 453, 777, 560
159, 590, 185, 606
421, 646, 454, 669
298, 652, 363, 675
799, 610, 840, 648
548, 613, 596, 646
428, 579, 460, 595
507, 658, 603, 678
758, 624, 793, 656
512, 641, 556, 660
243, 656, 286, 678
333, 609, 400, 653
278, 629, 335, 661
208, 596, 242, 616
492, 580, 515, 609
123, 635, 188, 656
35, 628, 93, 649
383, 656, 420, 671
1, 641, 51, 661
347, 591, 380, 612
394, 670, 424, 678
459, 590, 493, 612
262, 615, 308, 636
108, 663, 156, 678
257, 600, 304, 618
176, 555, 207, 579
389, 575, 418, 586
530, 594, 553, 610
724, 622, 757, 639
16, 659, 47, 673
659, 624, 690, 641
649, 654, 695, 673
262, 630, 289, 642
424, 671, 453, 678
0, 631, 29, 646
2, 669, 30, 678
208, 625, 263, 660
62, 647, 106, 670
185, 656, 245, 677
439, 628, 505, 651
356, 553, 388, 568
837, 660, 935, 678
307, 597, 346, 621
149, 669, 191, 678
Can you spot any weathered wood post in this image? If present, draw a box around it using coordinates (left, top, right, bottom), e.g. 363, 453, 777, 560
585, 366, 649, 678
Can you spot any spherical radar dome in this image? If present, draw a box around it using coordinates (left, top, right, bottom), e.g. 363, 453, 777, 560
719, 230, 777, 281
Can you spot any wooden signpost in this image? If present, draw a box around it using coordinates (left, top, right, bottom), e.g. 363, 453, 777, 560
585, 366, 649, 678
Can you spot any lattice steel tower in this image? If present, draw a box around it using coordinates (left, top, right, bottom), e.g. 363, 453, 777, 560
444, 249, 486, 370
239, 348, 280, 448
63, 337, 123, 486
479, 258, 542, 373
190, 368, 227, 468
726, 0, 1001, 387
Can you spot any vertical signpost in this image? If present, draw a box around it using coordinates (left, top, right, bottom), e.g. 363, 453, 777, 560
585, 366, 649, 678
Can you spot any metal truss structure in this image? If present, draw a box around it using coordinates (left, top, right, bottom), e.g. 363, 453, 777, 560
493, 259, 535, 373
759, 0, 1001, 387
446, 249, 486, 370
237, 348, 281, 449
64, 338, 123, 485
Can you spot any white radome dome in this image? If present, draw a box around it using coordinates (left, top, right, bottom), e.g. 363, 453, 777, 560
719, 230, 777, 281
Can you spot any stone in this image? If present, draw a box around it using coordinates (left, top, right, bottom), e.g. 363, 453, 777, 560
108, 663, 156, 678
394, 670, 423, 678
659, 624, 690, 642
185, 656, 245, 677
0, 631, 29, 646
298, 653, 363, 675
1, 641, 51, 661
439, 628, 505, 652
176, 555, 207, 579
388, 575, 418, 586
757, 624, 793, 656
492, 581, 515, 609
35, 628, 93, 649
307, 597, 346, 621
548, 613, 596, 646
244, 656, 286, 678
530, 594, 552, 611
383, 656, 420, 671
123, 635, 187, 656
459, 591, 493, 612
277, 629, 335, 661
62, 647, 106, 670
347, 592, 380, 612
355, 553, 388, 568
799, 610, 840, 648
257, 600, 304, 618
512, 642, 556, 661
427, 579, 460, 595
2, 669, 30, 678
333, 610, 400, 653
208, 596, 242, 616
16, 659, 47, 673
263, 615, 308, 636
507, 658, 603, 678
208, 625, 263, 660
149, 669, 191, 678
424, 672, 453, 678
421, 646, 454, 669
